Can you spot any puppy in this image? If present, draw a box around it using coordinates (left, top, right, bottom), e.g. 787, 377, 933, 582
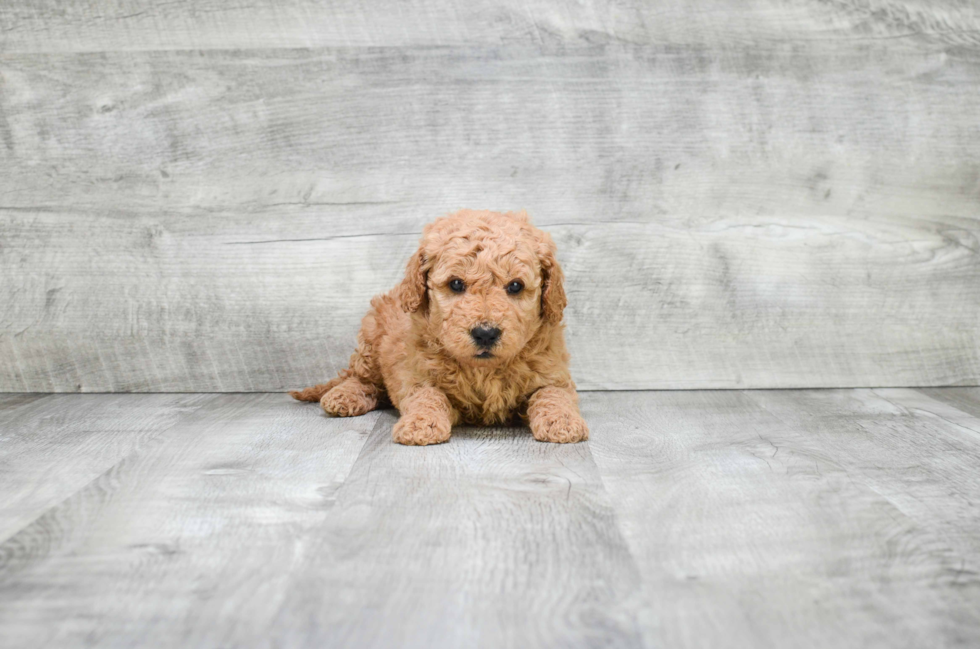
290, 209, 588, 446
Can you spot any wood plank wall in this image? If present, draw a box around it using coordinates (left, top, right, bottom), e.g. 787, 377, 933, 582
1, 1, 978, 391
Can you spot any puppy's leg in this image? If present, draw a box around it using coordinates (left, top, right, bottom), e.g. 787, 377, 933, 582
527, 386, 589, 443
392, 386, 454, 446
320, 376, 381, 417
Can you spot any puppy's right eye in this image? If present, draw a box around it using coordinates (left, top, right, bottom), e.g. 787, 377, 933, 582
448, 279, 466, 293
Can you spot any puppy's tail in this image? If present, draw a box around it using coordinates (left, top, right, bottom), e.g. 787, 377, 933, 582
289, 374, 347, 402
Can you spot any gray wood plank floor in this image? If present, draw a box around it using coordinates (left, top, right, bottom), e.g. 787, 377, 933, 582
1, 389, 979, 648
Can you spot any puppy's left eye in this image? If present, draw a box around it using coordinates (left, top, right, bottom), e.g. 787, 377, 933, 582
506, 280, 524, 295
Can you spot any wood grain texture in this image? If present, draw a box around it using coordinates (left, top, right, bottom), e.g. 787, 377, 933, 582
0, 393, 210, 541
269, 412, 645, 648
585, 389, 980, 648
3, 389, 980, 647
0, 394, 379, 648
918, 387, 980, 418
0, 398, 646, 648
748, 388, 980, 562
1, 0, 978, 52
0, 394, 48, 415
2, 35, 979, 391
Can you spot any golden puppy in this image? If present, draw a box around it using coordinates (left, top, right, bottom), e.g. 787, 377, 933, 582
290, 209, 588, 446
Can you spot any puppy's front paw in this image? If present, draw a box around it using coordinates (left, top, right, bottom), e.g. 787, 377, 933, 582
392, 411, 451, 446
530, 409, 589, 444
320, 380, 376, 417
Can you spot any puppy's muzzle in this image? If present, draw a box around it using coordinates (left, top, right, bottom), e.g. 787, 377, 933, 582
470, 326, 501, 349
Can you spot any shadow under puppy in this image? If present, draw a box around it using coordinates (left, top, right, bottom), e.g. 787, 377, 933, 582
291, 209, 588, 445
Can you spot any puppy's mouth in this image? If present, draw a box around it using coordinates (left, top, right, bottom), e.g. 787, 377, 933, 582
474, 351, 494, 359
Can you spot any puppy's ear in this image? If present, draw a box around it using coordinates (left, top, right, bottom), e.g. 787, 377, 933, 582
536, 231, 567, 326
397, 247, 429, 314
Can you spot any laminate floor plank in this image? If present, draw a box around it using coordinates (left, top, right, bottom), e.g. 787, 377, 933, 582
0, 394, 379, 649
918, 387, 980, 420
748, 389, 980, 559
0, 393, 212, 542
269, 411, 647, 649
0, 394, 49, 414
585, 390, 980, 649
2, 391, 979, 648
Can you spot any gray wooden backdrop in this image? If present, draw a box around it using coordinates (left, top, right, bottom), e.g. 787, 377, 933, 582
1, 1, 979, 392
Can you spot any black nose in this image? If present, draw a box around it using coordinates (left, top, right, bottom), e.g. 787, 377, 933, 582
470, 326, 501, 349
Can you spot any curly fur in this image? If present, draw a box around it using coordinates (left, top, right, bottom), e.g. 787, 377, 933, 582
290, 209, 588, 445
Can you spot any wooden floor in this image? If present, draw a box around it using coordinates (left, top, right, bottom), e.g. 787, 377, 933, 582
1, 388, 979, 648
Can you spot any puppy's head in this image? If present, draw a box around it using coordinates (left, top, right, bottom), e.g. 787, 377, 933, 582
398, 209, 566, 367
